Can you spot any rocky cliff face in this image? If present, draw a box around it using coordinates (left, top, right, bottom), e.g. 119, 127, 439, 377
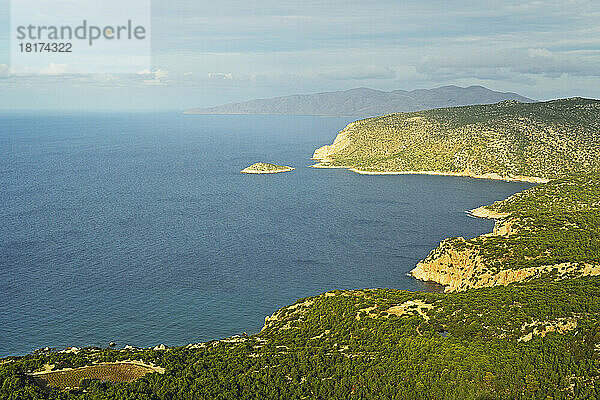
312, 121, 359, 163
412, 251, 600, 292
410, 211, 600, 292
410, 237, 486, 292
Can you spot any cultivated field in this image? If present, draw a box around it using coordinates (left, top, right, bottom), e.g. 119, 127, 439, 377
33, 362, 156, 389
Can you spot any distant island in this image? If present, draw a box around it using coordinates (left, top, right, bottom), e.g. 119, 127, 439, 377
184, 85, 533, 118
241, 162, 295, 174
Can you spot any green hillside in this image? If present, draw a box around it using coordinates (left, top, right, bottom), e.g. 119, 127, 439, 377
313, 98, 600, 179
478, 174, 600, 271
3, 277, 600, 399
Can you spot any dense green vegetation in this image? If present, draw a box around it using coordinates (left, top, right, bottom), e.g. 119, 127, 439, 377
478, 174, 600, 271
314, 98, 600, 179
3, 276, 600, 399
414, 174, 600, 291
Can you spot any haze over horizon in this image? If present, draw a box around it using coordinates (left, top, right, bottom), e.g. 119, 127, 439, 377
0, 0, 599, 111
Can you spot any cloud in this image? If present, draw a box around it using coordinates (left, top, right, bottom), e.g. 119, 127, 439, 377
207, 72, 234, 80
318, 65, 396, 80
416, 47, 600, 84
39, 63, 75, 75
527, 48, 553, 58
3, 0, 600, 108
506, 1, 544, 12
139, 68, 170, 85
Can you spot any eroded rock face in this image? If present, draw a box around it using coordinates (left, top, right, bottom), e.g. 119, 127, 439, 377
411, 234, 600, 292
410, 238, 485, 292
312, 122, 358, 163
411, 208, 600, 291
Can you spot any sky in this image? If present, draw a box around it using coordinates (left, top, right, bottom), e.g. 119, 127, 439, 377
0, 0, 599, 111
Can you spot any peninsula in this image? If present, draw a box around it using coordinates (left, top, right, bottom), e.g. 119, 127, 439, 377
312, 97, 600, 182
241, 163, 295, 174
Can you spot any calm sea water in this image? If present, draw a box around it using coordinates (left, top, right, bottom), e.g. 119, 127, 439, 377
0, 113, 533, 357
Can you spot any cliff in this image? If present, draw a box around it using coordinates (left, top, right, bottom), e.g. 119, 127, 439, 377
411, 238, 600, 292
410, 175, 600, 291
311, 99, 600, 291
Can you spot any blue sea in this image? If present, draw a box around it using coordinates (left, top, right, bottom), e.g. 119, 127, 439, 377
0, 113, 533, 357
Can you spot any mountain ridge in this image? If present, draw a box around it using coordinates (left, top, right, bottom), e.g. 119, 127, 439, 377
184, 85, 534, 117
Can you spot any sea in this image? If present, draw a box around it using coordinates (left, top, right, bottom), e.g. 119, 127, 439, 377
0, 112, 533, 357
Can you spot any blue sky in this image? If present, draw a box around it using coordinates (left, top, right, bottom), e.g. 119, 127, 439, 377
0, 0, 599, 110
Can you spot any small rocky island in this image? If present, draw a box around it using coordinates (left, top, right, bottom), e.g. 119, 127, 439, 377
241, 163, 295, 174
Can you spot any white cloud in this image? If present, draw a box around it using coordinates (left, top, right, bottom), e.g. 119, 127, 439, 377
207, 72, 234, 80
142, 68, 170, 85
416, 47, 600, 83
528, 48, 553, 58
154, 69, 169, 80
319, 65, 396, 80
38, 63, 75, 75
0, 64, 9, 77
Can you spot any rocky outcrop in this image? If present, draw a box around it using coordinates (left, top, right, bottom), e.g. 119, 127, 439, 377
410, 238, 485, 292
312, 122, 358, 163
261, 298, 315, 331
518, 318, 577, 342
412, 251, 600, 292
468, 206, 510, 220
411, 214, 600, 292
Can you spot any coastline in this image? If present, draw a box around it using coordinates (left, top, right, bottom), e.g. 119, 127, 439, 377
467, 206, 510, 219
310, 163, 549, 183
409, 203, 514, 292
5, 166, 543, 357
